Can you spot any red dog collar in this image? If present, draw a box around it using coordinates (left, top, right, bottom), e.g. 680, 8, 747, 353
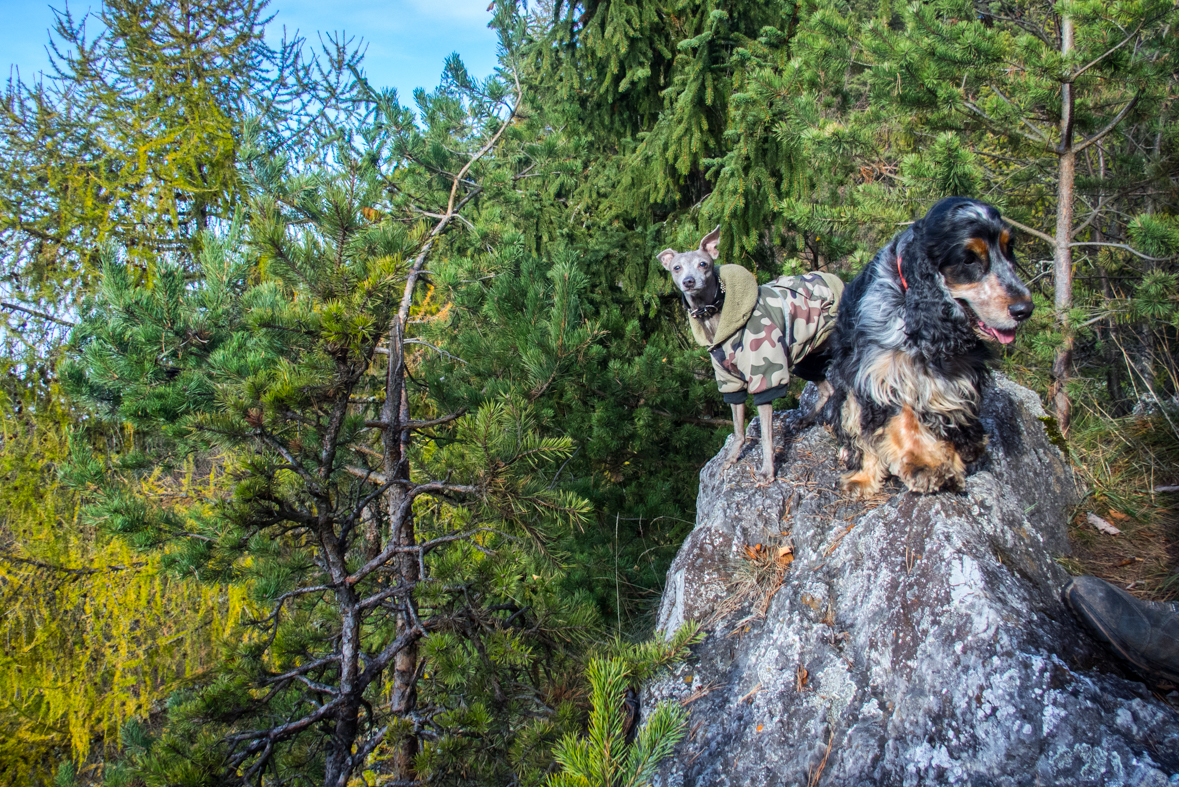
897, 252, 909, 291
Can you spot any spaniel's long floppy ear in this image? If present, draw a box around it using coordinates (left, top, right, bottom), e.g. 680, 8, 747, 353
699, 226, 721, 260
901, 222, 978, 355
657, 249, 678, 270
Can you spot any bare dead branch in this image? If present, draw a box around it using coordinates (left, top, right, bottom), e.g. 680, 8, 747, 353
365, 408, 467, 431
1070, 241, 1171, 261
1004, 217, 1057, 247
265, 654, 342, 684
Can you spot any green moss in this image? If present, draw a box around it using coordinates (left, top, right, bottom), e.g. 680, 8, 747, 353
1039, 416, 1070, 458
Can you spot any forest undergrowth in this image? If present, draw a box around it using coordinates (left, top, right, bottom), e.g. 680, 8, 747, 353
1065, 410, 1179, 600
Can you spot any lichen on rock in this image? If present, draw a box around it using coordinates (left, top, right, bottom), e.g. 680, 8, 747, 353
646, 376, 1179, 786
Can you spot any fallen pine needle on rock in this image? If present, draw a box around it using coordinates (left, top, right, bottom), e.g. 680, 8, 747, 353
681, 681, 728, 706
739, 682, 762, 704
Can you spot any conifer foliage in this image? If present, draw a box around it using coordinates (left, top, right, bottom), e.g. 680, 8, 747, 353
0, 388, 240, 787
0, 0, 362, 342
63, 67, 598, 786
547, 623, 700, 787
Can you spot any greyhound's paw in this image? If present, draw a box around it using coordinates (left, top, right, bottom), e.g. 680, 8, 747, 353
721, 439, 747, 471
753, 463, 776, 486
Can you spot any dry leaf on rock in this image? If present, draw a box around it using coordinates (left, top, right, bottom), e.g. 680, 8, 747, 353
1087, 512, 1121, 535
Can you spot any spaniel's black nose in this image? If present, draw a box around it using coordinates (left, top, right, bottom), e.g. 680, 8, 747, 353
1008, 300, 1034, 321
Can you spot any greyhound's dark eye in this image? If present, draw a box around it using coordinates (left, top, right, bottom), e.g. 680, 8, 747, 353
673, 265, 680, 271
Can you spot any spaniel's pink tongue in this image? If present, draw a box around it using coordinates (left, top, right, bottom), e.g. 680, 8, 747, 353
979, 321, 1017, 344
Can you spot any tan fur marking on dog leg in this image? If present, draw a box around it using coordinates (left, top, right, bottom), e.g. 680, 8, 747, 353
841, 394, 863, 440
879, 406, 965, 493
841, 450, 884, 498
839, 394, 885, 497
814, 379, 833, 412
886, 406, 940, 469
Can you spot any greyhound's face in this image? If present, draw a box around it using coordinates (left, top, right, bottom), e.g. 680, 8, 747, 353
658, 226, 721, 298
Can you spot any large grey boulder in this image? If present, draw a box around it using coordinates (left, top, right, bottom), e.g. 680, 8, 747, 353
647, 375, 1179, 787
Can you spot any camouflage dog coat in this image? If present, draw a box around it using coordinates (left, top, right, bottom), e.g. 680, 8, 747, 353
688, 265, 844, 406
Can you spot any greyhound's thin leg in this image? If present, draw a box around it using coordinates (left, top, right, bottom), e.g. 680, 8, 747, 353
756, 402, 775, 480
722, 402, 746, 469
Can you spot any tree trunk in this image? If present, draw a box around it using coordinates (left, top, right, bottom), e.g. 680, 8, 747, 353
1051, 14, 1076, 433
325, 587, 361, 787
383, 318, 419, 781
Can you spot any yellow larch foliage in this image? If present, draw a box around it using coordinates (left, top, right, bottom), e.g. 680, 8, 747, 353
0, 395, 246, 786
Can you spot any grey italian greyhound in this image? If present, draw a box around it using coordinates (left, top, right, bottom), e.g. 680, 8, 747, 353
659, 227, 838, 480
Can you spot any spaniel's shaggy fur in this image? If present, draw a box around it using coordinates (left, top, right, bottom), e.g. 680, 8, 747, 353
823, 197, 1035, 497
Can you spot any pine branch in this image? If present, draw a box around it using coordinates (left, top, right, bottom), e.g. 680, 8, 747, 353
356, 625, 424, 691
264, 654, 343, 684
346, 524, 494, 587
0, 301, 76, 327
1070, 241, 1171, 261
1072, 21, 1145, 81
1073, 91, 1141, 154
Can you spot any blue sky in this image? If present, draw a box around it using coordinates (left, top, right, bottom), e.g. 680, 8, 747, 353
0, 0, 501, 103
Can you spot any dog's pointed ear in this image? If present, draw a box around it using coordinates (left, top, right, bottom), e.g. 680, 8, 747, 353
657, 249, 678, 270
699, 226, 721, 260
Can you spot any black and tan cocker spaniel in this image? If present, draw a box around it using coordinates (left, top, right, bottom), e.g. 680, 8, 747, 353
823, 197, 1035, 497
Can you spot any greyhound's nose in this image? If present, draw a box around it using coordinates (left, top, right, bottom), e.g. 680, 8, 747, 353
681, 276, 696, 289
1008, 300, 1034, 321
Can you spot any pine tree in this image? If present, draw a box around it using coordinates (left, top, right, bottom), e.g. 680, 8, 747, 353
62, 49, 610, 786
547, 624, 701, 787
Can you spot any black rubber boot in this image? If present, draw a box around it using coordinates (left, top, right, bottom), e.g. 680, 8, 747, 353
1063, 575, 1179, 686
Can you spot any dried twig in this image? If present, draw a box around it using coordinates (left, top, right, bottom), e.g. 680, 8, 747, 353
806, 727, 836, 787
738, 682, 762, 704
680, 681, 728, 707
